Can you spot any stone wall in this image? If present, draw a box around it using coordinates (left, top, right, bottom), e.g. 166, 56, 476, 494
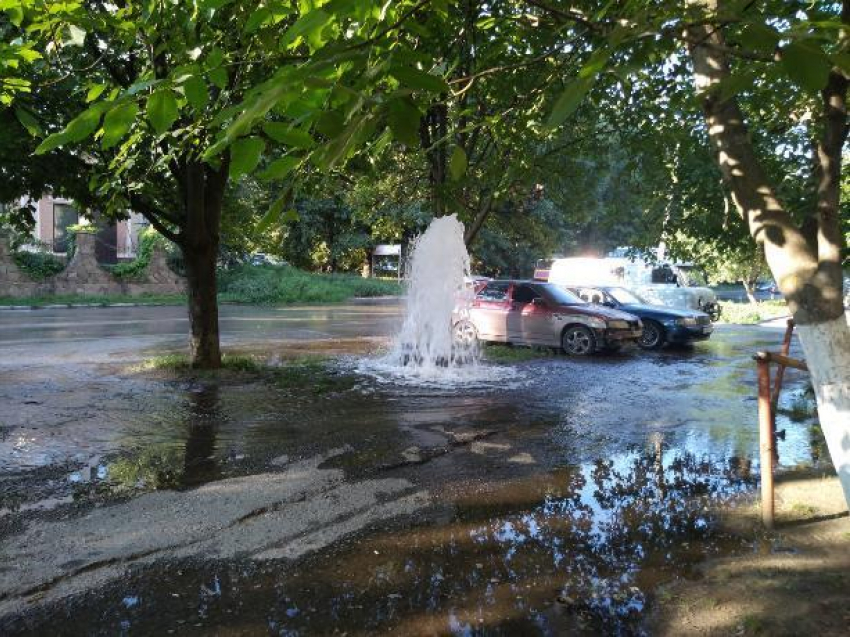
0, 232, 186, 299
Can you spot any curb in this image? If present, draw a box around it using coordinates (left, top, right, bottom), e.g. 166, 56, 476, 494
0, 302, 177, 311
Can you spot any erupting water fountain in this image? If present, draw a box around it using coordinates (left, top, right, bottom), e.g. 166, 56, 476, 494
391, 214, 477, 370
356, 214, 519, 387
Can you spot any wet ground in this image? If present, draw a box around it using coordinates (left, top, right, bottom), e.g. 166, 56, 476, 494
0, 303, 830, 635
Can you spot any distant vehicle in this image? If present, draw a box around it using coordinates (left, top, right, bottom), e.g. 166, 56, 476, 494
544, 255, 721, 321
567, 285, 713, 349
249, 253, 286, 266
454, 280, 643, 356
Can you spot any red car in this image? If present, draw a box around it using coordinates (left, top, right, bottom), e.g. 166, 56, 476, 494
454, 280, 643, 355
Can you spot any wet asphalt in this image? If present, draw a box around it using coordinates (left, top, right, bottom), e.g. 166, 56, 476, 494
0, 302, 823, 635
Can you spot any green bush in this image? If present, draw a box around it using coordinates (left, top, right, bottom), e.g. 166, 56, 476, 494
107, 228, 179, 280
13, 250, 66, 280
716, 300, 789, 324
217, 264, 403, 304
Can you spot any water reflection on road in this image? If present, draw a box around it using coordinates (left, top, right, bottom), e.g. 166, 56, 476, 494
13, 446, 757, 635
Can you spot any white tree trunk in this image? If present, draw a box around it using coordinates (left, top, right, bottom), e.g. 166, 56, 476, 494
796, 314, 850, 509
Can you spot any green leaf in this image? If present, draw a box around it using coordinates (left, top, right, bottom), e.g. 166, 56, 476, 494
146, 90, 178, 134
262, 122, 316, 148
717, 70, 755, 101
5, 5, 23, 26
244, 7, 271, 33
34, 132, 69, 155
389, 66, 450, 94
449, 146, 467, 181
546, 76, 593, 129
101, 102, 139, 149
740, 22, 779, 53
183, 76, 209, 110
34, 105, 104, 154
65, 105, 105, 142
257, 185, 294, 233
387, 98, 421, 147
208, 67, 228, 89
86, 84, 106, 102
229, 136, 265, 179
781, 41, 831, 92
279, 8, 331, 49
258, 155, 300, 181
14, 107, 41, 137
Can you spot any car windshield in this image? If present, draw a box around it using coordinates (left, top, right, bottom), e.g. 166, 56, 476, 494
607, 287, 647, 305
538, 283, 585, 305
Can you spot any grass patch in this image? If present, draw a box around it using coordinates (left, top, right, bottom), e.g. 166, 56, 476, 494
716, 300, 788, 325
482, 343, 558, 362
130, 352, 263, 373
0, 293, 185, 307
270, 356, 355, 395
218, 264, 403, 304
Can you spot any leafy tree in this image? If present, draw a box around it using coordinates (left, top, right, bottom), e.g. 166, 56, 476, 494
8, 0, 448, 367
529, 0, 850, 505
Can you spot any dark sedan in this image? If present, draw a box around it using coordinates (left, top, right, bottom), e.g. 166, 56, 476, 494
566, 285, 713, 349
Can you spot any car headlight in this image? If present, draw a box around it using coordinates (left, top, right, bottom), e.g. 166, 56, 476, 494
607, 320, 630, 329
585, 317, 606, 329
677, 317, 698, 326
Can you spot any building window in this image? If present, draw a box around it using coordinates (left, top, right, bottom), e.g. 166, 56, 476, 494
53, 203, 78, 253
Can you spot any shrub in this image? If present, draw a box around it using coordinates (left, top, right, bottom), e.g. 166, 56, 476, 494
217, 264, 403, 304
13, 250, 66, 280
108, 228, 181, 280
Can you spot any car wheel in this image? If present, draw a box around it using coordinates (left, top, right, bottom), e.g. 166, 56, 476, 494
638, 320, 665, 350
452, 320, 478, 347
561, 325, 596, 356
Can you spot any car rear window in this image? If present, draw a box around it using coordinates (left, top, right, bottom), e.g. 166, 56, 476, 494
477, 282, 510, 301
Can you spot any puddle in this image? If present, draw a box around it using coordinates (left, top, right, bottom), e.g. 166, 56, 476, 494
3, 447, 756, 635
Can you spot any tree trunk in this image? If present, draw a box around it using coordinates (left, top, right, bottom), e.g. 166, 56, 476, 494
184, 241, 221, 368
796, 317, 850, 505
686, 2, 850, 506
742, 279, 758, 305
182, 160, 227, 369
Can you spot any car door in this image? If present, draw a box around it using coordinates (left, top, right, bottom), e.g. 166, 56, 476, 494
472, 282, 510, 341
508, 284, 551, 345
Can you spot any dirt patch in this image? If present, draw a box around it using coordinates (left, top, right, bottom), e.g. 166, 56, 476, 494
648, 470, 850, 636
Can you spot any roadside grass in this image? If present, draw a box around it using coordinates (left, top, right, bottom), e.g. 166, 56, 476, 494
716, 299, 788, 325
0, 265, 402, 307
482, 343, 559, 362
217, 264, 403, 304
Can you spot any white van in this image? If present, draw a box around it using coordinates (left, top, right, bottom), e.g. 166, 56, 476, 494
545, 256, 721, 320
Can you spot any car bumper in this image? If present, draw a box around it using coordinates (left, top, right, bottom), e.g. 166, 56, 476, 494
596, 327, 643, 345
665, 324, 714, 343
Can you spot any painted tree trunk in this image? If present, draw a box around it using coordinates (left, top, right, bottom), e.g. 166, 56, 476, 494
796, 316, 850, 504
742, 280, 758, 305
686, 1, 850, 508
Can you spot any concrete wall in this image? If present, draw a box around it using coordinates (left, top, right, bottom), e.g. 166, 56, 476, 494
0, 232, 186, 299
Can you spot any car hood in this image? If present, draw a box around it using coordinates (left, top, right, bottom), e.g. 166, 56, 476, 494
619, 303, 707, 319
556, 304, 639, 321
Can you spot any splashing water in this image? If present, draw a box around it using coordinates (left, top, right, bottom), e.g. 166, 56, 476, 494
394, 214, 475, 368
357, 215, 520, 387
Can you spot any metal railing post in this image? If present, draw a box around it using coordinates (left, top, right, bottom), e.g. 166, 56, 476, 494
755, 352, 775, 529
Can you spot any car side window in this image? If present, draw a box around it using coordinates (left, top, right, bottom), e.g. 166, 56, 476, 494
511, 285, 540, 304
576, 288, 603, 304
477, 282, 510, 301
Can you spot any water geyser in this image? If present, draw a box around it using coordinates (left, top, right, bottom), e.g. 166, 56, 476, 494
390, 214, 478, 370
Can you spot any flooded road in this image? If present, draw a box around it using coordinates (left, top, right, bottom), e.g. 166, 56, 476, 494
0, 304, 823, 635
